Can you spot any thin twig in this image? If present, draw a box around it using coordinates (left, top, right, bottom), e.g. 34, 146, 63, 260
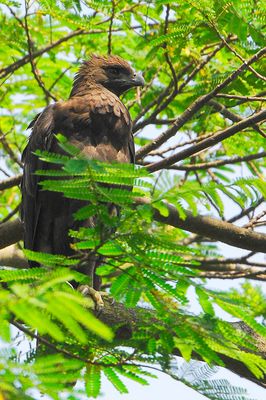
6, 5, 26, 29
244, 210, 266, 230
134, 39, 226, 133
213, 26, 266, 82
215, 94, 266, 101
163, 5, 178, 90
248, 161, 264, 180
0, 174, 22, 191
12, 320, 91, 363
228, 198, 265, 224
48, 66, 72, 92
162, 151, 266, 171
1, 204, 20, 224
107, 0, 115, 54
24, 1, 57, 104
146, 109, 266, 172
136, 46, 266, 159
0, 131, 23, 168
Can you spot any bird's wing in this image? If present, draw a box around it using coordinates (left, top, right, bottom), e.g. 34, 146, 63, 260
21, 105, 56, 253
55, 89, 133, 163
21, 90, 134, 259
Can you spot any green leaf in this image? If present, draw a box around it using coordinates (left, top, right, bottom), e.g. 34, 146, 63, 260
85, 364, 101, 398
115, 367, 149, 386
54, 291, 114, 341
196, 287, 215, 316
110, 272, 133, 299
152, 200, 169, 217
103, 367, 128, 394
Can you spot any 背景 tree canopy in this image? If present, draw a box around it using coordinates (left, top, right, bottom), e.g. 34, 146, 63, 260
0, 1, 265, 399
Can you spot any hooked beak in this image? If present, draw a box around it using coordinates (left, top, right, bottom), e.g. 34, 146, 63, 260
131, 72, 145, 87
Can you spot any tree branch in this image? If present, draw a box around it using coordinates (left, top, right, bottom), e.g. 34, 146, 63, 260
24, 2, 57, 103
208, 99, 266, 138
133, 40, 226, 133
135, 198, 266, 253
0, 245, 28, 268
0, 22, 167, 80
107, 0, 115, 54
0, 174, 22, 190
146, 109, 266, 172
0, 29, 85, 79
12, 297, 266, 388
164, 151, 266, 171
2, 194, 266, 254
136, 46, 266, 159
215, 94, 266, 101
0, 219, 24, 250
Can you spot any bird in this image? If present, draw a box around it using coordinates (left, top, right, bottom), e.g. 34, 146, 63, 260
21, 54, 144, 307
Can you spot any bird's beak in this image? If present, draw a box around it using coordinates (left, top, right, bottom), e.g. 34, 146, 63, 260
131, 72, 145, 87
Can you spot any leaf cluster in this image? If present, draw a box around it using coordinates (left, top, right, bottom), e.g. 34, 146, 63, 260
1, 146, 265, 399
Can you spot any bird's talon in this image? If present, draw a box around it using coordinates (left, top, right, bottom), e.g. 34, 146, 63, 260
97, 291, 114, 305
78, 285, 105, 312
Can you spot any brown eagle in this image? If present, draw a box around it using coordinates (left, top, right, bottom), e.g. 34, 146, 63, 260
21, 55, 144, 302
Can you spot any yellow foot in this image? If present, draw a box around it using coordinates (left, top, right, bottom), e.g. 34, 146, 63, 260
78, 285, 107, 312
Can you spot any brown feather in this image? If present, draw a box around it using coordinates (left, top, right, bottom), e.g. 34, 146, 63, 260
21, 55, 142, 289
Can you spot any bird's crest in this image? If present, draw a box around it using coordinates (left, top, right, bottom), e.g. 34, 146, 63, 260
70, 54, 134, 97
83, 54, 133, 74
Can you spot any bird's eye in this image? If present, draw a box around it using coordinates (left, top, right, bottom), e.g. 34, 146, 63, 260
108, 67, 120, 76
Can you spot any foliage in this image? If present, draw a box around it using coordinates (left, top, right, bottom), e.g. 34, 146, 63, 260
171, 360, 256, 400
0, 0, 265, 399
1, 148, 265, 399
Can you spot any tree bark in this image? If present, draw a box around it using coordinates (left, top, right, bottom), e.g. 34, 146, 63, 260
0, 219, 24, 250
1, 198, 266, 253
97, 298, 266, 388
135, 198, 266, 253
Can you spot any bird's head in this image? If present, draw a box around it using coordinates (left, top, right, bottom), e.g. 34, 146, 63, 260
70, 54, 145, 97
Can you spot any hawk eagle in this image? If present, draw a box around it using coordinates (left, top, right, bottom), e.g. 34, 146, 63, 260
21, 55, 144, 296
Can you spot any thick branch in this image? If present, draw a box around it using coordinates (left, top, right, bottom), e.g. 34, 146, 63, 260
2, 243, 266, 282
0, 219, 24, 249
197, 260, 266, 280
2, 195, 266, 254
135, 198, 266, 253
99, 301, 266, 387
1, 245, 266, 281
12, 297, 265, 387
0, 245, 28, 268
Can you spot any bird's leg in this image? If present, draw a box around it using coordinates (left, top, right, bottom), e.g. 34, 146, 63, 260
77, 284, 106, 312
77, 253, 107, 312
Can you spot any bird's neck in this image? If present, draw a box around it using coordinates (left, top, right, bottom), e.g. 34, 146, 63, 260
69, 76, 123, 98
69, 79, 101, 98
